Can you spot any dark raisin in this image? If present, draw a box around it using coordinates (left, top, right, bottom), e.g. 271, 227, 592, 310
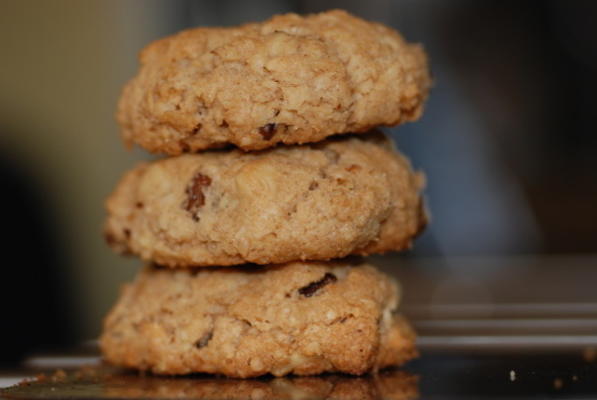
298, 273, 337, 297
135, 201, 144, 209
179, 141, 191, 152
123, 228, 131, 239
339, 314, 353, 324
308, 181, 318, 190
191, 123, 202, 135
219, 120, 229, 128
183, 172, 212, 221
259, 123, 277, 140
194, 330, 213, 349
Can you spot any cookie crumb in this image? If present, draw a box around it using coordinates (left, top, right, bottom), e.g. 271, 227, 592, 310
583, 346, 596, 362
50, 370, 67, 382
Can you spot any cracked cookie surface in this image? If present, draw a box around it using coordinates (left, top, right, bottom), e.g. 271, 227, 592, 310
100, 261, 417, 377
117, 9, 431, 154
104, 133, 426, 267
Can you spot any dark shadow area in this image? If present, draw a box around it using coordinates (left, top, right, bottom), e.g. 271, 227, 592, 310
0, 140, 76, 366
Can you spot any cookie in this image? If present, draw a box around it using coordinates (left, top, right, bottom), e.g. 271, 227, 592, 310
104, 133, 426, 267
100, 260, 418, 377
117, 10, 431, 154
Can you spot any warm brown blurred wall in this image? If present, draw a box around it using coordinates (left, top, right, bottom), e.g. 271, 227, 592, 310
0, 0, 173, 340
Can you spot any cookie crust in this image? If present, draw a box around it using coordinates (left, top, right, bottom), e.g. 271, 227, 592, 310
104, 133, 426, 267
117, 10, 431, 154
100, 261, 418, 377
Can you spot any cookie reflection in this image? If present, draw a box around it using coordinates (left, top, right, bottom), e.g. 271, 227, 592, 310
2, 366, 418, 400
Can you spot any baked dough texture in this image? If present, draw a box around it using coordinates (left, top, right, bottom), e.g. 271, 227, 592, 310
117, 9, 431, 154
104, 133, 426, 267
100, 260, 417, 377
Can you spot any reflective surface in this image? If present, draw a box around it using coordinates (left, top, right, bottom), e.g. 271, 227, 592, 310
2, 352, 597, 399
412, 352, 597, 399
0, 367, 418, 400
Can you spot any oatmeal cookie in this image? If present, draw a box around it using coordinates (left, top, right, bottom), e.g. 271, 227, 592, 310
104, 133, 426, 267
100, 260, 417, 377
117, 10, 431, 154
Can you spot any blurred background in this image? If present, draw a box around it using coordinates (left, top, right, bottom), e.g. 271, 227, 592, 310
1, 0, 596, 364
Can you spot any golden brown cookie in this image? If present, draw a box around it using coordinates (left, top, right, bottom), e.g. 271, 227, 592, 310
100, 260, 418, 377
117, 10, 431, 154
104, 133, 426, 267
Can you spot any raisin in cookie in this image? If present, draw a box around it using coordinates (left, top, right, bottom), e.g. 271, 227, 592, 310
100, 260, 417, 377
104, 133, 426, 267
117, 10, 431, 154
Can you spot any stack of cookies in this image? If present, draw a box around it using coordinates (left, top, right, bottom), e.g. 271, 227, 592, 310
100, 10, 431, 378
